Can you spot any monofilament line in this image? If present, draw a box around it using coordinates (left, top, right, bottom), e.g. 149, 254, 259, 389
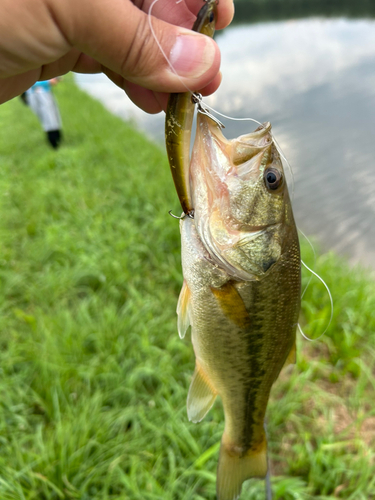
149, 0, 296, 194
298, 260, 334, 342
148, 0, 195, 94
148, 0, 270, 130
298, 228, 317, 300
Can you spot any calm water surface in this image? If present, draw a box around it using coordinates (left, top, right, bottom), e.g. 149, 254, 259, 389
76, 17, 375, 269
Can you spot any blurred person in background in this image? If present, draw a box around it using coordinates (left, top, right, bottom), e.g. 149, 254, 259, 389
24, 79, 62, 149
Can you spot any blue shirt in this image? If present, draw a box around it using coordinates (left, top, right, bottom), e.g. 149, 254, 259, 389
30, 80, 51, 92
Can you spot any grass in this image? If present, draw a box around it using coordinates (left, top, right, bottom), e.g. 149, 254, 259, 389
0, 77, 374, 500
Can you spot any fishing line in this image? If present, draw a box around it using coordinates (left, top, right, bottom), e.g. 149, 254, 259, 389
273, 137, 295, 200
148, 0, 296, 196
298, 228, 317, 299
151, 0, 306, 283
210, 104, 336, 343
148, 0, 266, 128
297, 229, 334, 341
148, 0, 197, 95
204, 108, 334, 344
298, 259, 334, 342
200, 103, 264, 128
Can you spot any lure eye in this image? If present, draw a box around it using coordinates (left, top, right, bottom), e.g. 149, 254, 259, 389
264, 168, 283, 191
209, 12, 215, 23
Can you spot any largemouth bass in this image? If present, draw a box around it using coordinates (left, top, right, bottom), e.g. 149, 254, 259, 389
177, 114, 301, 500
165, 0, 217, 217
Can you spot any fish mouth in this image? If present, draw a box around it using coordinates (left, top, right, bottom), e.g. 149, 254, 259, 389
190, 113, 285, 281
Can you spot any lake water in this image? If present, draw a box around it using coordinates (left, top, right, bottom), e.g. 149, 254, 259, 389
75, 16, 375, 269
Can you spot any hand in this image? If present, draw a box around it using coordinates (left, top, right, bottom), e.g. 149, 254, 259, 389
0, 0, 234, 112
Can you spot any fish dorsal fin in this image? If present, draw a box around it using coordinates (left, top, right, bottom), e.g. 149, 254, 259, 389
187, 363, 217, 423
282, 340, 296, 369
176, 281, 191, 339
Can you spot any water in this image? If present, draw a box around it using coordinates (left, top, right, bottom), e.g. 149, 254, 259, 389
75, 16, 375, 269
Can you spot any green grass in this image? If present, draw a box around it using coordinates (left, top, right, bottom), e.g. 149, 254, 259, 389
0, 78, 374, 500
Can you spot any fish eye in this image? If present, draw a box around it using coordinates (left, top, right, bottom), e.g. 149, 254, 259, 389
264, 168, 283, 191
209, 12, 214, 23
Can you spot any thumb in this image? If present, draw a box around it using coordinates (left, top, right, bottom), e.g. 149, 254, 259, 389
55, 0, 220, 93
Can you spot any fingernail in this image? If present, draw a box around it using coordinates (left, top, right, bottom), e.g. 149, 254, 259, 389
169, 34, 216, 79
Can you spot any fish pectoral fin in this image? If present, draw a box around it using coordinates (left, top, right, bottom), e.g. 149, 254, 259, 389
282, 340, 296, 369
217, 432, 267, 500
187, 363, 217, 423
176, 281, 191, 339
211, 282, 251, 329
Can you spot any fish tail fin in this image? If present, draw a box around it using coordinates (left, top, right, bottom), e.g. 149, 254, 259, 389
216, 432, 268, 500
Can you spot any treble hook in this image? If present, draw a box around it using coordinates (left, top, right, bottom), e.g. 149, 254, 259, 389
191, 93, 225, 129
168, 210, 195, 220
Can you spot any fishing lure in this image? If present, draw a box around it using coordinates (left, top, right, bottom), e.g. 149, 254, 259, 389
165, 0, 217, 217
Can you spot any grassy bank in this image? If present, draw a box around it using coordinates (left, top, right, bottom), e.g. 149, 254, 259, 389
0, 78, 374, 500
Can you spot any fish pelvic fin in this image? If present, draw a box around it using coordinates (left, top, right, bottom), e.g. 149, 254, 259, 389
177, 281, 191, 339
187, 362, 217, 423
282, 339, 296, 369
216, 432, 267, 500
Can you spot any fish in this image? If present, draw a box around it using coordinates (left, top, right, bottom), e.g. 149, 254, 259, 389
177, 113, 301, 500
165, 0, 217, 217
